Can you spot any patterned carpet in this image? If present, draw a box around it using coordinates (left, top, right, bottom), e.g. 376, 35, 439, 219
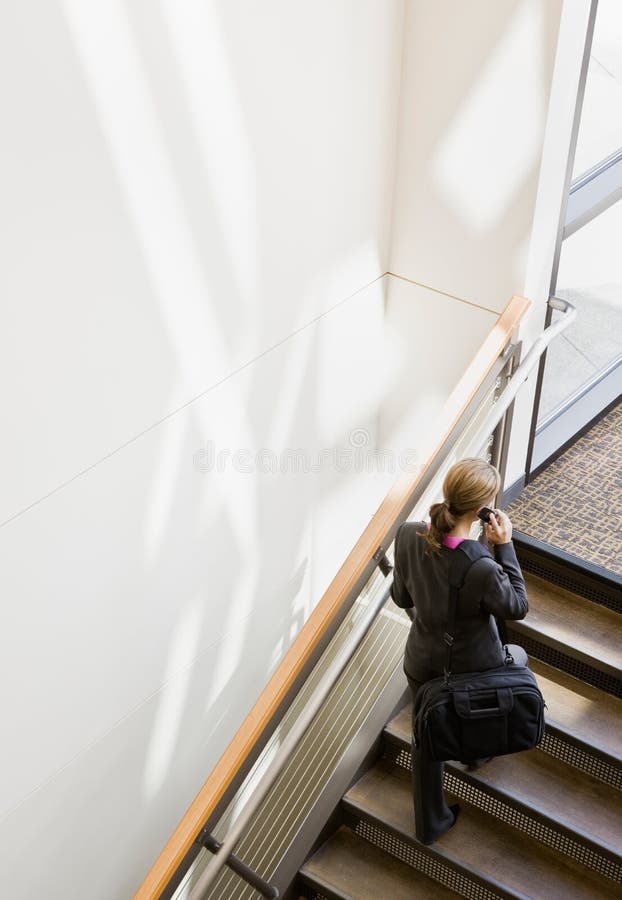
507, 402, 622, 577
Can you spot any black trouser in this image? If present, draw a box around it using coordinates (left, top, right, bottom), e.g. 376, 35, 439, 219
406, 644, 528, 844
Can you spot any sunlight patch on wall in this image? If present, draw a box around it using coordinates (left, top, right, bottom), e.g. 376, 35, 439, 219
432, 0, 546, 233
205, 551, 260, 718
142, 401, 187, 566
265, 324, 317, 451
159, 0, 259, 318
60, 0, 255, 402
194, 380, 260, 547
143, 596, 204, 799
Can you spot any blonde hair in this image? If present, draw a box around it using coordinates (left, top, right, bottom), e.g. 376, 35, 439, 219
422, 457, 501, 555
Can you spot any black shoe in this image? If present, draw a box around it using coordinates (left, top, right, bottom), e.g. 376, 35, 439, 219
420, 804, 461, 844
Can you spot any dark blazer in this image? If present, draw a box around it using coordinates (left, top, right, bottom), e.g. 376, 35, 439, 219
390, 521, 529, 682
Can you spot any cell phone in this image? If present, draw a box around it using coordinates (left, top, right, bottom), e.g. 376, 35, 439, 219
477, 506, 495, 524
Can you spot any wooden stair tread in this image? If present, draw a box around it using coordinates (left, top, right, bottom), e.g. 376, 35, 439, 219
344, 763, 617, 899
516, 573, 622, 674
452, 748, 622, 855
384, 704, 621, 854
384, 703, 412, 745
530, 658, 622, 760
299, 825, 460, 899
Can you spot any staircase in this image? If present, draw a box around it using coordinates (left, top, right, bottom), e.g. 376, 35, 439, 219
293, 554, 622, 899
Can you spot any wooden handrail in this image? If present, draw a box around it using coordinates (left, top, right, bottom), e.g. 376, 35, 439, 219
134, 293, 531, 899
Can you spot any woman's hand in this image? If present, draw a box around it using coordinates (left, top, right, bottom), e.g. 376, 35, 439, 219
485, 509, 512, 545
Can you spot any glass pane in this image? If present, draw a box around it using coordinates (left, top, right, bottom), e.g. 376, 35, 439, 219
538, 197, 622, 424
572, 0, 622, 179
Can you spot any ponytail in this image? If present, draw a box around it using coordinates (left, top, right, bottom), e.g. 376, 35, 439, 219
425, 500, 457, 555
420, 457, 501, 556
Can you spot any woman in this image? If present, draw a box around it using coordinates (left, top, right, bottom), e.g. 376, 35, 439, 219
390, 457, 529, 844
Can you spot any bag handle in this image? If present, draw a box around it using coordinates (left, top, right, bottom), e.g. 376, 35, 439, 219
453, 687, 514, 719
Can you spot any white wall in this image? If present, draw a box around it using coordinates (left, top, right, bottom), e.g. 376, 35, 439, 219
389, 0, 563, 315
0, 3, 406, 898
387, 0, 582, 495
0, 2, 578, 897
378, 276, 498, 451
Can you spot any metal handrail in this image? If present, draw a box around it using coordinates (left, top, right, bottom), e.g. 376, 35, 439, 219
473, 296, 576, 449
188, 295, 576, 899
